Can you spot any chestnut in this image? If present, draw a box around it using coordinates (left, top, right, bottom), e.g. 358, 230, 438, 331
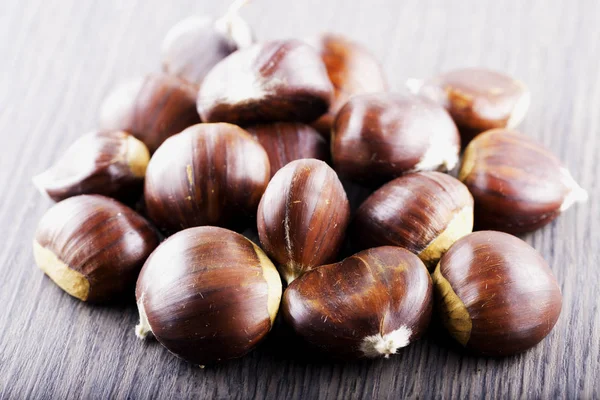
458, 129, 588, 233
282, 246, 432, 359
331, 93, 460, 185
144, 123, 270, 234
351, 172, 473, 269
99, 73, 200, 153
33, 195, 159, 303
306, 33, 387, 137
245, 123, 329, 177
161, 0, 253, 86
135, 226, 282, 366
257, 159, 350, 284
432, 231, 562, 356
409, 68, 530, 144
33, 130, 149, 203
197, 39, 334, 125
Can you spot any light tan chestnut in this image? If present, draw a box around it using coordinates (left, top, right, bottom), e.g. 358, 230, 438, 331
33, 131, 149, 203
161, 0, 253, 86
409, 68, 531, 144
257, 159, 350, 284
135, 226, 282, 366
282, 246, 432, 359
351, 172, 473, 269
99, 73, 200, 152
459, 129, 588, 233
33, 195, 159, 303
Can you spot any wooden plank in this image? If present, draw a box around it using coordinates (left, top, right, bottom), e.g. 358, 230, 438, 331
0, 0, 598, 398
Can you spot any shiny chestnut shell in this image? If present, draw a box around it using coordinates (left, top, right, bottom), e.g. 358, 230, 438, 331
161, 14, 253, 86
414, 68, 531, 144
432, 231, 562, 356
352, 172, 474, 269
33, 195, 159, 303
99, 73, 200, 153
307, 33, 387, 136
144, 123, 270, 234
332, 93, 460, 185
283, 246, 432, 359
135, 226, 282, 366
245, 123, 329, 177
459, 129, 588, 233
197, 39, 334, 125
33, 131, 149, 203
257, 159, 350, 284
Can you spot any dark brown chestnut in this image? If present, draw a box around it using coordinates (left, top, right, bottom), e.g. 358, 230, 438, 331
135, 226, 282, 366
245, 123, 329, 178
433, 231, 562, 356
161, 0, 253, 86
352, 172, 473, 269
99, 73, 200, 153
197, 39, 334, 125
257, 159, 350, 284
33, 195, 159, 303
409, 68, 531, 144
306, 33, 387, 137
331, 93, 460, 185
282, 246, 432, 359
144, 123, 270, 234
458, 129, 588, 233
33, 130, 149, 203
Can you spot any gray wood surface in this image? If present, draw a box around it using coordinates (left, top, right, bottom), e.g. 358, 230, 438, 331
1, 0, 599, 398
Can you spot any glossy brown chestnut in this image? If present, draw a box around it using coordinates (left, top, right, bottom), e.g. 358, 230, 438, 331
245, 123, 329, 178
144, 123, 270, 234
283, 246, 432, 359
33, 195, 159, 303
352, 172, 473, 269
433, 231, 562, 356
99, 73, 200, 152
459, 129, 588, 233
197, 39, 334, 125
161, 5, 253, 86
257, 159, 350, 284
331, 93, 460, 185
135, 226, 282, 366
33, 131, 149, 203
306, 33, 387, 137
410, 68, 531, 144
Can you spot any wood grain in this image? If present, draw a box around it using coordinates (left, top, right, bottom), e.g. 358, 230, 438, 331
0, 0, 598, 398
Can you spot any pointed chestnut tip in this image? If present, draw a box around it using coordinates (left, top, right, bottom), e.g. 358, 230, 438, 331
135, 297, 153, 340
560, 168, 589, 212
360, 326, 412, 358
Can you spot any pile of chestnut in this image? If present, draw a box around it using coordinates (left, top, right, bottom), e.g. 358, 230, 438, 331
32, 1, 588, 366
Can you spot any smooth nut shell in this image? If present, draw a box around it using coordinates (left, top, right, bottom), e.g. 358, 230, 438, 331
433, 231, 562, 356
144, 123, 270, 234
161, 15, 253, 86
352, 172, 474, 269
245, 123, 329, 178
33, 131, 149, 203
197, 40, 334, 125
416, 68, 531, 144
99, 73, 200, 153
458, 129, 588, 233
283, 246, 433, 359
307, 33, 387, 137
33, 195, 159, 303
257, 159, 350, 283
332, 93, 460, 185
135, 226, 282, 365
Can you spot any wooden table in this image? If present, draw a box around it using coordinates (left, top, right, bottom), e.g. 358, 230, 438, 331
1, 0, 598, 398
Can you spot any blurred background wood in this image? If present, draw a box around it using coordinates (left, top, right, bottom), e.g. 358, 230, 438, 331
0, 0, 598, 398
